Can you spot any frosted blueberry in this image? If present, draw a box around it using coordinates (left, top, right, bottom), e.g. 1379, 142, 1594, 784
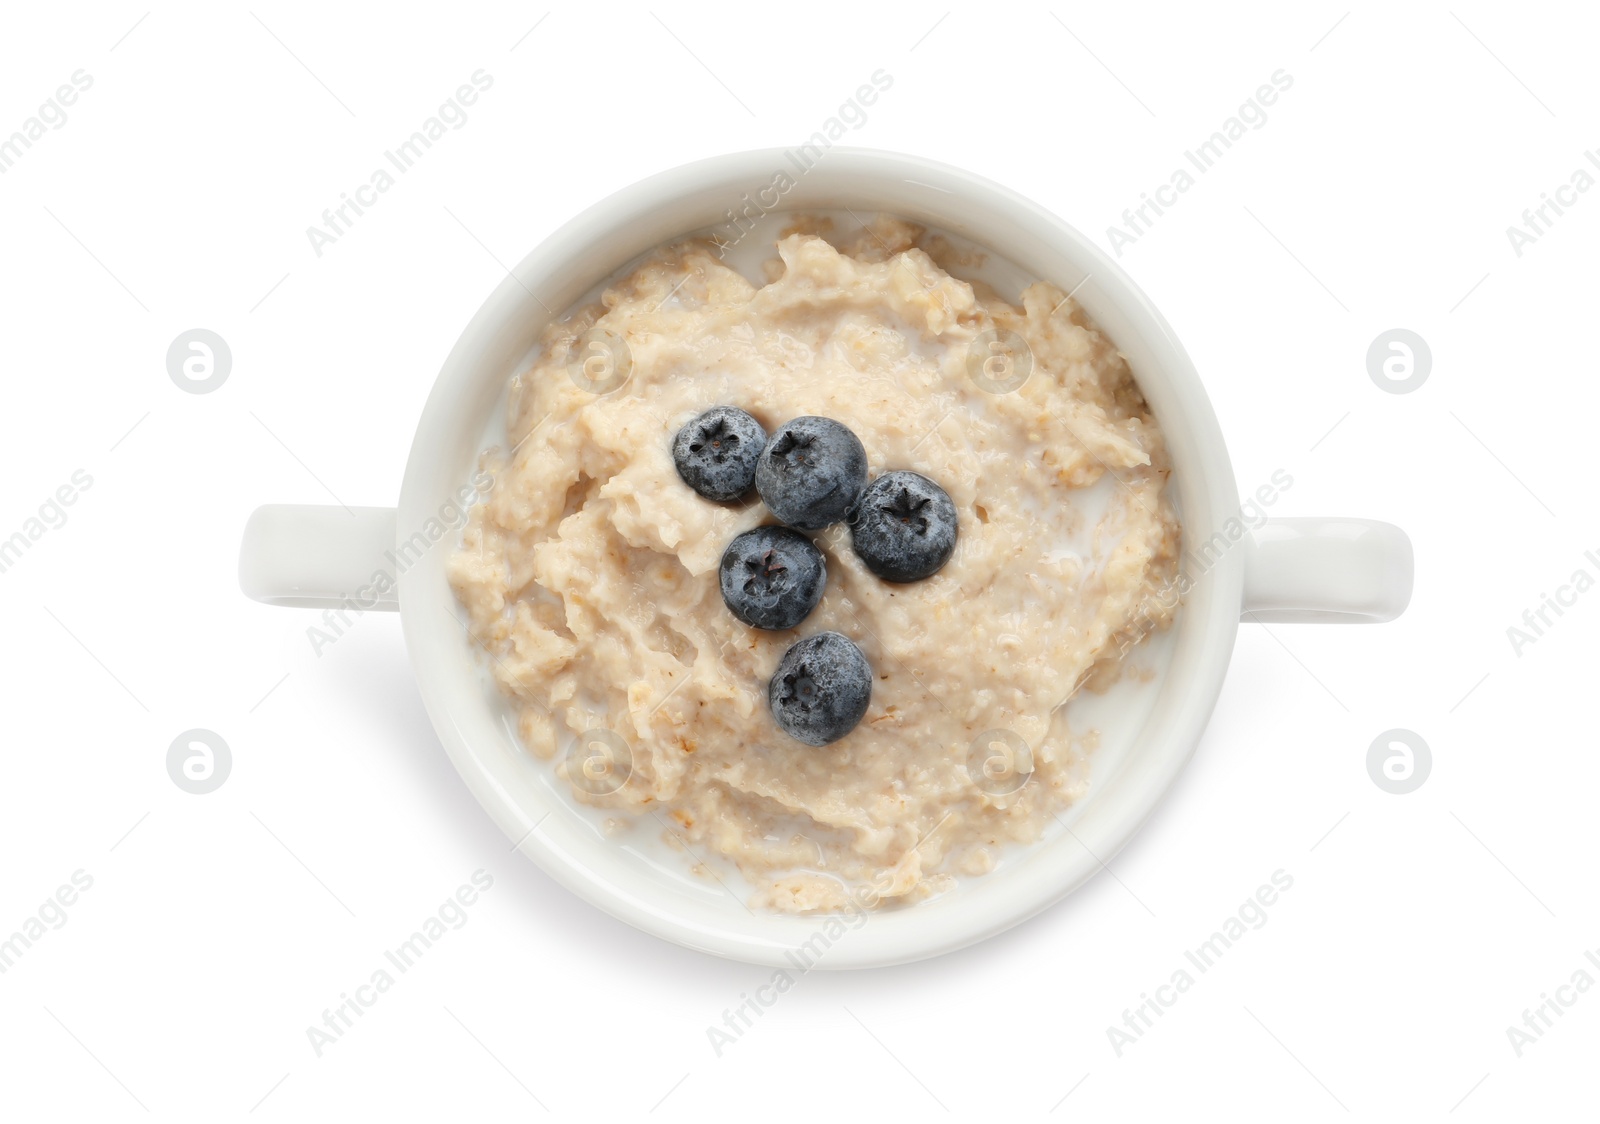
720, 525, 826, 631
848, 471, 958, 582
768, 632, 873, 746
754, 416, 868, 531
672, 406, 766, 501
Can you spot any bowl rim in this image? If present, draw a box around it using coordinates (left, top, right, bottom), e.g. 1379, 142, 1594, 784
397, 147, 1243, 968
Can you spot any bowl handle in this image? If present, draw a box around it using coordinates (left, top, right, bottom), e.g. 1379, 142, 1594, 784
1240, 518, 1412, 623
239, 505, 400, 611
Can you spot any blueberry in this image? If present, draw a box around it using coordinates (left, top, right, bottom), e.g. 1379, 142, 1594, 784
768, 632, 872, 746
755, 416, 868, 531
672, 406, 766, 501
848, 471, 958, 582
719, 525, 826, 630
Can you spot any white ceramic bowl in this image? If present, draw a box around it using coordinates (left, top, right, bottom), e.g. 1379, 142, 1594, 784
240, 149, 1412, 968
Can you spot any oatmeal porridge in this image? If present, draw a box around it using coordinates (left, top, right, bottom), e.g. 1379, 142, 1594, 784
447, 215, 1181, 913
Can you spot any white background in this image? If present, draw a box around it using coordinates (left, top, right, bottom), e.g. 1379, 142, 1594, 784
1, 2, 1595, 1120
